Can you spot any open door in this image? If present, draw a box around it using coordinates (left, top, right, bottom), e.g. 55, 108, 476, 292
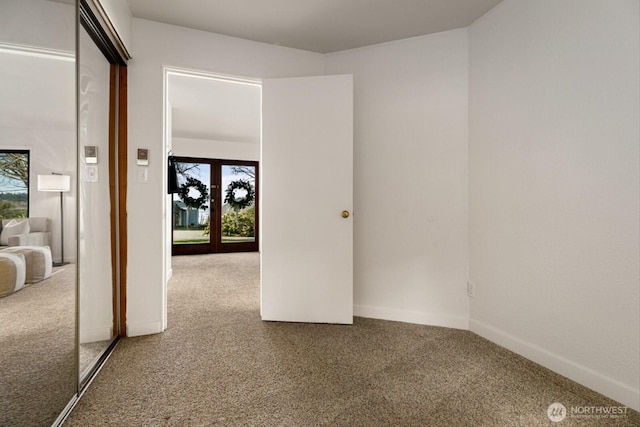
261, 74, 353, 324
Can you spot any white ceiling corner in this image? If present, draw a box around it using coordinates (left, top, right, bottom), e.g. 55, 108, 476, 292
125, 0, 503, 54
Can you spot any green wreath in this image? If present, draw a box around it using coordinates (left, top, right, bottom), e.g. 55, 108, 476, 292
178, 177, 209, 210
224, 179, 255, 211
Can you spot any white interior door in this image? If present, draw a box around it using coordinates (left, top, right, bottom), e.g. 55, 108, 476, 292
261, 74, 353, 324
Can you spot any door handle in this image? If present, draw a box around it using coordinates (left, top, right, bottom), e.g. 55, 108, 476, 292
342, 210, 350, 218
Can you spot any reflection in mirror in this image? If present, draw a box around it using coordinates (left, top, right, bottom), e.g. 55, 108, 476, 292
0, 0, 77, 425
78, 17, 118, 382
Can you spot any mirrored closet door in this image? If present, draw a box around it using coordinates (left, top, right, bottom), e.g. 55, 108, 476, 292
78, 0, 127, 386
0, 0, 77, 425
0, 0, 128, 424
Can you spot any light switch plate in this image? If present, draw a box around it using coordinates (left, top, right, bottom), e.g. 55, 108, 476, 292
86, 165, 98, 182
137, 166, 149, 183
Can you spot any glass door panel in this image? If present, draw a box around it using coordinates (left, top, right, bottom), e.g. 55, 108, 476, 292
172, 162, 211, 248
171, 157, 258, 255
221, 164, 256, 244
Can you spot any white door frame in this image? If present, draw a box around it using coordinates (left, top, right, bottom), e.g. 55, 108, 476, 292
161, 67, 262, 330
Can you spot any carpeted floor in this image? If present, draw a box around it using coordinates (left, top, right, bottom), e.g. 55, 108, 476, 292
64, 253, 639, 426
0, 264, 76, 427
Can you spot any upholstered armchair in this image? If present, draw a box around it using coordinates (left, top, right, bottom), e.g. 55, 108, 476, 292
0, 218, 52, 248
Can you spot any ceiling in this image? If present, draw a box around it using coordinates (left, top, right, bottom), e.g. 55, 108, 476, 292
126, 0, 503, 54
168, 74, 261, 143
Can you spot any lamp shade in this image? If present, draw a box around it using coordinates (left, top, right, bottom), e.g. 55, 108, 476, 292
37, 174, 71, 192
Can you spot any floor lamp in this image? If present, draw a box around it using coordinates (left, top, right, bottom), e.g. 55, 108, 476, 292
37, 173, 71, 266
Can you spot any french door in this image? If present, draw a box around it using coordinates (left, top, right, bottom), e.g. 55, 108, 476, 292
171, 157, 259, 255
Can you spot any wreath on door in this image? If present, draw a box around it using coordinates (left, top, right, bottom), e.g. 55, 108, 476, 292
224, 180, 255, 211
177, 177, 209, 210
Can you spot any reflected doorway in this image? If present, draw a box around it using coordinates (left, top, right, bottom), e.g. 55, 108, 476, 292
172, 157, 258, 255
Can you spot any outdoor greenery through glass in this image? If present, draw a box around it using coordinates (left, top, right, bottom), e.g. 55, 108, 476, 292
220, 164, 256, 243
172, 162, 211, 245
0, 150, 29, 219
172, 162, 256, 246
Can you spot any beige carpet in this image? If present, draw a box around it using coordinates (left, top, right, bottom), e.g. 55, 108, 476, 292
0, 264, 76, 427
65, 253, 639, 426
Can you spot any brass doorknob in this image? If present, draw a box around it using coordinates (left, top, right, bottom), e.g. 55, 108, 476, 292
342, 210, 350, 218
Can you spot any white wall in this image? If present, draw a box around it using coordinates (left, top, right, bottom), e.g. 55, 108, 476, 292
164, 101, 172, 298
469, 0, 639, 410
172, 137, 260, 161
126, 18, 324, 336
325, 29, 470, 329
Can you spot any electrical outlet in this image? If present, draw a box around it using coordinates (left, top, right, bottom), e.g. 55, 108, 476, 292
467, 281, 475, 298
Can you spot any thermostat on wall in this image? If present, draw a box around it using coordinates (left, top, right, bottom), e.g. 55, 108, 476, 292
85, 146, 98, 164
137, 148, 149, 165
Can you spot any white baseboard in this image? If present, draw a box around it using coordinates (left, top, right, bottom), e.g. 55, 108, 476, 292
469, 319, 640, 412
354, 304, 469, 330
126, 321, 164, 337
